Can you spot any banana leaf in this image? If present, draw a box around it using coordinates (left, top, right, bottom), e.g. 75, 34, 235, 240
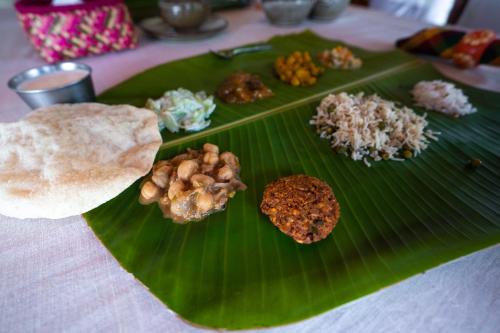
84, 31, 500, 329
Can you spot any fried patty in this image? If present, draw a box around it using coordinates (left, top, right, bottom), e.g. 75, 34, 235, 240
260, 175, 340, 244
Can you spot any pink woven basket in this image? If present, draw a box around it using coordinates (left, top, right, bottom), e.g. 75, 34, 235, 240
15, 0, 138, 63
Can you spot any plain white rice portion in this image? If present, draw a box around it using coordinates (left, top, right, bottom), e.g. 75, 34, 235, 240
310, 92, 438, 166
411, 80, 477, 116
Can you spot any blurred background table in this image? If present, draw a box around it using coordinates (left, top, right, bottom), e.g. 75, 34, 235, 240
0, 4, 499, 333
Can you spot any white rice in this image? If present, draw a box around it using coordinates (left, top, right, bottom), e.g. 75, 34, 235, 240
310, 92, 438, 166
411, 80, 477, 117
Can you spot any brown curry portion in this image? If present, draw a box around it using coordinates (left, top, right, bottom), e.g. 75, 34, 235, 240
216, 71, 273, 104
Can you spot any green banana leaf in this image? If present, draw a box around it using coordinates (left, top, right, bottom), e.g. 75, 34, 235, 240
84, 31, 500, 329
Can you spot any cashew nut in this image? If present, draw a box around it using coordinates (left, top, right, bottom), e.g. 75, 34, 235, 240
168, 179, 184, 200
152, 166, 170, 188
141, 181, 159, 200
196, 192, 214, 212
191, 174, 215, 188
203, 152, 219, 165
203, 143, 219, 154
154, 165, 172, 176
154, 160, 172, 170
170, 153, 189, 165
217, 165, 234, 181
202, 164, 215, 174
177, 159, 199, 181
220, 152, 239, 168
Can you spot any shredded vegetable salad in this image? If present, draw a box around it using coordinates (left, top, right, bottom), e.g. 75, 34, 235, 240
145, 88, 216, 133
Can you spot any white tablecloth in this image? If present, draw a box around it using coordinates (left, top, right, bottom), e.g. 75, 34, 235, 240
0, 5, 499, 333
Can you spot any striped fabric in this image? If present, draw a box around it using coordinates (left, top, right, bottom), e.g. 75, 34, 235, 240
396, 27, 499, 69
17, 3, 137, 63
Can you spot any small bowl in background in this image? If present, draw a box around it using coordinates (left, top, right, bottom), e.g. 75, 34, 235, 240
310, 0, 349, 21
158, 0, 210, 31
262, 0, 315, 26
8, 62, 95, 110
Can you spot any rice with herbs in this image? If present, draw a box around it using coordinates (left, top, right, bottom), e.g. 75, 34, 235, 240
411, 80, 476, 117
310, 92, 438, 166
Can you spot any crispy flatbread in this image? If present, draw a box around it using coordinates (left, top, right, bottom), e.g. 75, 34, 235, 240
0, 103, 162, 219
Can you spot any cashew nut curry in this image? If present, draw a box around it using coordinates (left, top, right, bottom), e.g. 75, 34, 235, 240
139, 143, 246, 223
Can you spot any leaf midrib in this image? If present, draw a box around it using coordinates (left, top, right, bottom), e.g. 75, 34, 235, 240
159, 59, 423, 150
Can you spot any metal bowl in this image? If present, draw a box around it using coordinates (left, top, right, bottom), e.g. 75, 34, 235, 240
262, 0, 315, 26
8, 62, 95, 110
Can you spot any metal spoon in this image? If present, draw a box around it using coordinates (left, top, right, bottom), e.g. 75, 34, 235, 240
210, 43, 272, 59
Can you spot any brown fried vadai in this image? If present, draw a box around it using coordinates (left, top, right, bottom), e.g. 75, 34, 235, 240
260, 175, 340, 244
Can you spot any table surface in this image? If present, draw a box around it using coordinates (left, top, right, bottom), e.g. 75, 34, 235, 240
0, 5, 499, 333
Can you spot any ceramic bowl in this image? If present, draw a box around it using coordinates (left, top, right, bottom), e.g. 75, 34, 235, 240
158, 0, 210, 30
262, 0, 315, 26
310, 0, 349, 21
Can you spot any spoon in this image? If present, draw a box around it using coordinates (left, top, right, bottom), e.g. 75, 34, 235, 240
210, 43, 272, 59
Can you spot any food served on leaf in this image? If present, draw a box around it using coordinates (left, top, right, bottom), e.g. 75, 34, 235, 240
260, 175, 340, 244
311, 92, 439, 167
145, 88, 215, 133
411, 80, 477, 117
0, 103, 162, 219
274, 51, 324, 87
139, 143, 246, 223
216, 71, 273, 104
318, 46, 362, 70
